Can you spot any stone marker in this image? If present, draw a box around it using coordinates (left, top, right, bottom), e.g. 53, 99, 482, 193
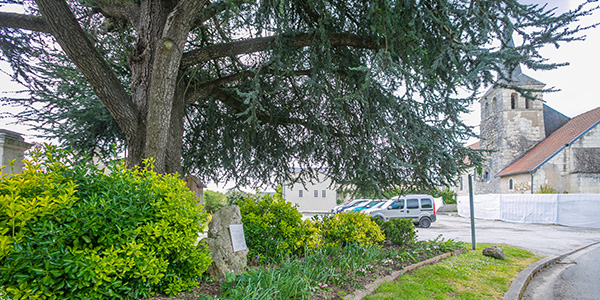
482, 246, 506, 260
205, 205, 248, 279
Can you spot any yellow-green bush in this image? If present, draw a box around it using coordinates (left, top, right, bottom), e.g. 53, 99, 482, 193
237, 188, 307, 262
320, 212, 385, 248
299, 218, 323, 252
0, 146, 211, 299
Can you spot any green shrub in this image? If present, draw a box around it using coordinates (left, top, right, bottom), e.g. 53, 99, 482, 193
225, 190, 253, 205
0, 146, 211, 299
203, 190, 227, 213
237, 189, 306, 262
434, 188, 457, 204
536, 184, 558, 194
374, 218, 416, 247
320, 212, 385, 248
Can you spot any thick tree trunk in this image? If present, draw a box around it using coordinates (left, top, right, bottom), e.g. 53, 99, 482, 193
127, 0, 170, 171
124, 0, 204, 174
143, 0, 207, 174
165, 81, 187, 175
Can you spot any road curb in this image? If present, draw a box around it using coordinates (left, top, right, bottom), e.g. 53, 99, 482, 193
503, 241, 600, 300
344, 248, 465, 300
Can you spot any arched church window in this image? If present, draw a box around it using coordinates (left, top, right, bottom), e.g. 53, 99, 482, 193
492, 98, 497, 111
526, 98, 532, 109
511, 93, 518, 109
484, 102, 489, 118
509, 178, 514, 190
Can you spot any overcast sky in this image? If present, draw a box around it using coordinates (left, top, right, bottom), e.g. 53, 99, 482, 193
0, 1, 599, 191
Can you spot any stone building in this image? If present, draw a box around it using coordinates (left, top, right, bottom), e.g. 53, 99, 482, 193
0, 129, 33, 176
454, 66, 600, 195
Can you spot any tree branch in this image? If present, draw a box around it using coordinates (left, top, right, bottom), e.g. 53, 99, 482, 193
209, 87, 307, 127
181, 32, 380, 69
209, 87, 347, 138
0, 12, 50, 33
34, 0, 138, 141
95, 0, 141, 29
184, 70, 254, 104
184, 69, 313, 105
192, 0, 229, 27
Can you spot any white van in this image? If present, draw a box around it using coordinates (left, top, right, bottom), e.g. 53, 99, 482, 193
369, 194, 436, 228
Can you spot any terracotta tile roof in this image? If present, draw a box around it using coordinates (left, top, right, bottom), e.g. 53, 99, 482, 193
467, 141, 480, 149
497, 107, 600, 177
463, 141, 480, 164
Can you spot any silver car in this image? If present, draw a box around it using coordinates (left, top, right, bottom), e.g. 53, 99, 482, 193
369, 194, 436, 228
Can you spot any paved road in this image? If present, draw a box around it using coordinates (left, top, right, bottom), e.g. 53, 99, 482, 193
522, 242, 600, 300
416, 214, 600, 256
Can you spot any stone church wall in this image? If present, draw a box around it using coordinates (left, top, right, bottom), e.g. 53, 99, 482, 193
568, 124, 600, 193
528, 124, 600, 194
452, 80, 599, 195
500, 173, 531, 194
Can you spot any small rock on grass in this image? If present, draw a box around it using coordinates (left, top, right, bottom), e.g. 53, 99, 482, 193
482, 246, 506, 260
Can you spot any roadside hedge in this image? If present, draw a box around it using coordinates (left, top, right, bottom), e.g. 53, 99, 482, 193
0, 146, 211, 299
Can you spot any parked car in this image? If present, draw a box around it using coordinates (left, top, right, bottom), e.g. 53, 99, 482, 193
360, 200, 388, 215
331, 199, 369, 213
369, 194, 436, 228
338, 199, 373, 213
351, 200, 384, 212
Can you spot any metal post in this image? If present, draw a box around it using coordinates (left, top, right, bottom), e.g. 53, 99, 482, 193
530, 172, 534, 194
468, 174, 476, 250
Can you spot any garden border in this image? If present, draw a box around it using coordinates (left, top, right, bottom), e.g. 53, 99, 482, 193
344, 248, 466, 300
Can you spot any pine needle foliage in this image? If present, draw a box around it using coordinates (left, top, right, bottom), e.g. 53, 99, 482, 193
0, 0, 597, 195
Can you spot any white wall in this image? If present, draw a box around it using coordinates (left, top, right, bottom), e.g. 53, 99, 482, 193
282, 172, 339, 212
458, 194, 600, 228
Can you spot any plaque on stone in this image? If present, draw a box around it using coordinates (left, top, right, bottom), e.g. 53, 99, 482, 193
229, 224, 247, 252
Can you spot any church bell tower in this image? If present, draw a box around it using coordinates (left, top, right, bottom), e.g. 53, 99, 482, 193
477, 64, 546, 193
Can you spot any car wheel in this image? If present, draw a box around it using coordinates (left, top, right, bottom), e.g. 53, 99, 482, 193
419, 217, 431, 228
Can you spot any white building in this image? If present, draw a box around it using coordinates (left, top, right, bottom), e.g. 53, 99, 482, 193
282, 169, 350, 213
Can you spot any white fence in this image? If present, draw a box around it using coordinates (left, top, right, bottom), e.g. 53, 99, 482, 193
457, 194, 600, 228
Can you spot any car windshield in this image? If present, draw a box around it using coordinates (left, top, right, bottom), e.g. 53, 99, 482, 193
350, 201, 367, 207
364, 201, 380, 208
373, 201, 386, 208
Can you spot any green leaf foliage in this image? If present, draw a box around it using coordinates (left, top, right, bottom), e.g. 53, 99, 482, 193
536, 184, 560, 194
203, 190, 227, 214
0, 145, 211, 299
373, 218, 417, 247
319, 212, 385, 248
237, 191, 307, 262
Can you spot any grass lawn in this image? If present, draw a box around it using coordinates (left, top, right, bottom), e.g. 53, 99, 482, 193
364, 243, 539, 300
